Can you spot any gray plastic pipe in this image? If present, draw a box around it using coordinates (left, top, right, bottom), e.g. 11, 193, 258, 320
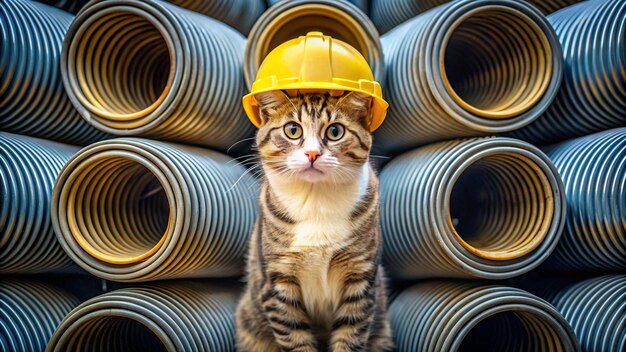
266, 0, 369, 14
0, 0, 108, 145
46, 282, 239, 351
51, 138, 258, 282
543, 128, 626, 271
379, 137, 566, 279
168, 0, 266, 35
390, 281, 579, 351
1, 280, 79, 352
510, 0, 626, 145
370, 0, 583, 34
0, 132, 79, 274
61, 0, 254, 151
374, 0, 563, 152
547, 275, 625, 351
245, 0, 382, 88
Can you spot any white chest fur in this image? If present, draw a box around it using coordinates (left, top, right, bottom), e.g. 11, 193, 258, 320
270, 163, 371, 324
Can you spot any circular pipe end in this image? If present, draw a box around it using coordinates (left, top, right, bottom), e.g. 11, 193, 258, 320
436, 4, 556, 121
64, 7, 175, 124
64, 154, 171, 265
448, 151, 555, 261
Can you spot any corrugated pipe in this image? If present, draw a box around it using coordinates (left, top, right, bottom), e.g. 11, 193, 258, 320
390, 281, 579, 351
34, 0, 89, 14
374, 0, 563, 152
0, 0, 108, 146
1, 280, 79, 352
46, 282, 238, 351
379, 137, 566, 279
547, 275, 625, 351
267, 0, 369, 14
543, 128, 626, 271
51, 138, 257, 282
370, 0, 583, 34
0, 132, 79, 274
245, 0, 382, 88
166, 0, 266, 35
509, 0, 626, 145
61, 0, 254, 151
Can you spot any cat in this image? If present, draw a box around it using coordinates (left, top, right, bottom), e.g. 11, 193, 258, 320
236, 90, 393, 352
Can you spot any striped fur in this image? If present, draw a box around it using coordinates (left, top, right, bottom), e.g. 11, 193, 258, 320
236, 91, 393, 351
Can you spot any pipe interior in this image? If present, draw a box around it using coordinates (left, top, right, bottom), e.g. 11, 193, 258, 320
442, 9, 550, 117
69, 157, 169, 263
449, 152, 553, 260
262, 5, 368, 66
76, 12, 171, 116
459, 311, 565, 351
63, 316, 166, 351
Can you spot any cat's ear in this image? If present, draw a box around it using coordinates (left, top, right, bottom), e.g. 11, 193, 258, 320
255, 90, 291, 124
341, 91, 372, 122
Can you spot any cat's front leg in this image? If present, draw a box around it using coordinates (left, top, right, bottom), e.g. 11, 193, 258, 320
261, 267, 318, 352
329, 272, 376, 352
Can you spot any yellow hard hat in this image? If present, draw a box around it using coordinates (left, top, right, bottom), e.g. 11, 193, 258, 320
242, 32, 388, 132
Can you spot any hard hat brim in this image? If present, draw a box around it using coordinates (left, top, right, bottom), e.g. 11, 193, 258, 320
243, 84, 388, 132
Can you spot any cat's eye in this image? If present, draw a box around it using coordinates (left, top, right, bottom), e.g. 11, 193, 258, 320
325, 123, 345, 141
283, 122, 303, 139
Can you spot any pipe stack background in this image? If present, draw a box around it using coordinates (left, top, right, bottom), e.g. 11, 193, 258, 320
0, 0, 623, 350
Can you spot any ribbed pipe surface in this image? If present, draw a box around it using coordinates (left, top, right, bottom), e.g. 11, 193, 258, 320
390, 281, 578, 351
245, 0, 382, 88
510, 0, 626, 145
267, 0, 369, 13
1, 280, 79, 352
61, 0, 254, 151
167, 0, 265, 35
51, 138, 257, 282
0, 0, 108, 145
370, 0, 583, 34
34, 0, 89, 14
1, 132, 79, 274
544, 128, 626, 271
374, 0, 563, 152
47, 282, 238, 352
380, 137, 566, 279
548, 275, 625, 352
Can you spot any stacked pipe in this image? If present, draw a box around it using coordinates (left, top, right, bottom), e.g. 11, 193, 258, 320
1, 280, 79, 351
167, 0, 266, 35
51, 138, 257, 282
389, 281, 578, 351
0, 133, 79, 274
266, 0, 369, 14
546, 275, 626, 351
245, 0, 382, 87
60, 0, 254, 151
510, 0, 626, 145
0, 0, 107, 145
34, 0, 89, 14
379, 137, 566, 279
374, 0, 563, 152
47, 282, 239, 351
543, 128, 626, 272
370, 0, 584, 34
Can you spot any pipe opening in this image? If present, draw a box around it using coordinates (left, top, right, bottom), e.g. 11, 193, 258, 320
449, 152, 553, 260
442, 8, 551, 118
63, 316, 166, 351
75, 12, 172, 117
68, 156, 169, 264
459, 311, 565, 351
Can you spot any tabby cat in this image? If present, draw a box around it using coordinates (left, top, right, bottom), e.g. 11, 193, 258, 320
236, 90, 393, 352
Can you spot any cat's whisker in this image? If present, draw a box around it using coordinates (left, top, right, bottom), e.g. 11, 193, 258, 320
226, 137, 257, 154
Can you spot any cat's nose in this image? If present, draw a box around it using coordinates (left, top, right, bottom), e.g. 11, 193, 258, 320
304, 150, 320, 162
